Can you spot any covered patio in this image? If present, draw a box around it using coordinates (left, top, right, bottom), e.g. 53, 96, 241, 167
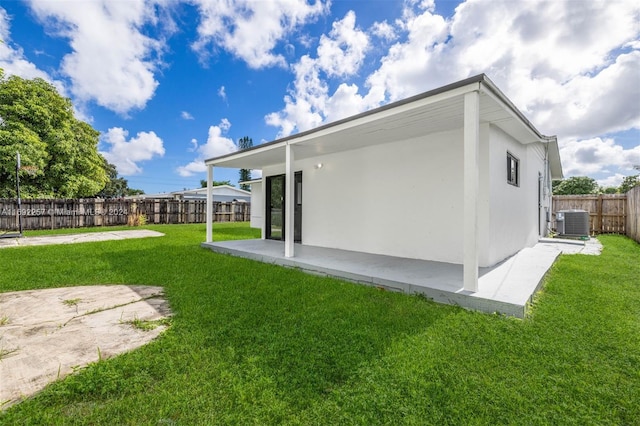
201, 238, 573, 318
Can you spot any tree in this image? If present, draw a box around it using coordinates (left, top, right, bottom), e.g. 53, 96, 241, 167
237, 136, 253, 190
0, 72, 108, 198
96, 160, 145, 198
200, 179, 233, 188
600, 186, 618, 194
552, 176, 599, 195
619, 175, 639, 194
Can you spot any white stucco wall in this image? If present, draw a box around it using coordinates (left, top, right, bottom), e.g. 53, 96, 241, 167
272, 129, 466, 264
259, 125, 548, 267
483, 125, 546, 265
249, 181, 263, 229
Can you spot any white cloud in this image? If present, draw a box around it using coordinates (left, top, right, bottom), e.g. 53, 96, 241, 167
100, 127, 165, 175
365, 0, 640, 136
218, 118, 231, 132
28, 0, 167, 115
181, 111, 194, 120
530, 51, 640, 139
597, 173, 627, 188
0, 7, 64, 90
188, 138, 198, 152
176, 119, 237, 177
560, 137, 640, 176
316, 11, 369, 77
218, 85, 227, 102
371, 21, 396, 41
191, 0, 329, 69
265, 11, 374, 136
266, 0, 640, 188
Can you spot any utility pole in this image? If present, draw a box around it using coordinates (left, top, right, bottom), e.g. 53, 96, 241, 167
16, 151, 23, 236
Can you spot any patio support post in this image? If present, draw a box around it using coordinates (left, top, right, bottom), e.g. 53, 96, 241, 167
463, 90, 480, 292
206, 164, 213, 243
285, 143, 295, 257
261, 176, 266, 240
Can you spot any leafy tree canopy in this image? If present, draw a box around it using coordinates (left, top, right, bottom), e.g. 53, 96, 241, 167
553, 175, 639, 195
238, 136, 253, 191
600, 186, 618, 194
200, 179, 233, 188
0, 72, 108, 198
619, 175, 639, 194
553, 176, 599, 195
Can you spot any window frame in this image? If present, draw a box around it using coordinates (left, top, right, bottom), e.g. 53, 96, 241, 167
507, 152, 520, 187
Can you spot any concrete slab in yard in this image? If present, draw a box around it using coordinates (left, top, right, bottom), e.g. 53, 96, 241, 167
0, 285, 171, 410
0, 230, 164, 249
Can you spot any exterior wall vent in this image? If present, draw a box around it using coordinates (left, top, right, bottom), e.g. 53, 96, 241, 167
556, 209, 590, 237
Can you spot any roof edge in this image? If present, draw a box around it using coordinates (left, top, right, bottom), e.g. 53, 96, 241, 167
206, 74, 487, 164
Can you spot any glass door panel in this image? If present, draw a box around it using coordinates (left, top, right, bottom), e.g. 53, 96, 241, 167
267, 175, 284, 240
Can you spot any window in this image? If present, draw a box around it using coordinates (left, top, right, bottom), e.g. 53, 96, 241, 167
507, 152, 519, 186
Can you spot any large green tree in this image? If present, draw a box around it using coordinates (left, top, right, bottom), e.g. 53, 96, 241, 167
619, 175, 639, 194
238, 136, 253, 190
552, 176, 599, 195
0, 72, 108, 198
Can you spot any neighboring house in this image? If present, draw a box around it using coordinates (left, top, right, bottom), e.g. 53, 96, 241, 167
127, 185, 251, 203
203, 74, 563, 293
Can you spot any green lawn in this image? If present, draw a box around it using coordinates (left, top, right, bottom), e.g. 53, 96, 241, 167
1, 224, 638, 424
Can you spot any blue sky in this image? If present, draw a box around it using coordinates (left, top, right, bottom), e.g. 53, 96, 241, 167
1, 0, 638, 194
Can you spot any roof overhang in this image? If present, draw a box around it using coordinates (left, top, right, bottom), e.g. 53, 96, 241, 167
206, 74, 561, 177
239, 179, 262, 186
545, 136, 564, 180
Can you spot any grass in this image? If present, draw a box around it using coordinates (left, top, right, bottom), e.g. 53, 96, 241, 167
123, 316, 172, 332
0, 223, 638, 424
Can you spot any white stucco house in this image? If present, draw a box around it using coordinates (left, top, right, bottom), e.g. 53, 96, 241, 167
203, 74, 563, 295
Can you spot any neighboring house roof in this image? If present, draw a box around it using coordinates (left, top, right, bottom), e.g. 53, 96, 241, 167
205, 74, 563, 179
126, 185, 251, 201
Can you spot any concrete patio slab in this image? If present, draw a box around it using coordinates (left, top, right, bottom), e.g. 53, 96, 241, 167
0, 230, 164, 249
201, 238, 602, 318
0, 285, 171, 410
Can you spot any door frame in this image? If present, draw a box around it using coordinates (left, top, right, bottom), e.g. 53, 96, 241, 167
266, 171, 302, 242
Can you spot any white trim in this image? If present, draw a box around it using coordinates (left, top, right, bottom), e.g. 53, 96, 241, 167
206, 165, 213, 243
284, 144, 295, 257
463, 91, 480, 292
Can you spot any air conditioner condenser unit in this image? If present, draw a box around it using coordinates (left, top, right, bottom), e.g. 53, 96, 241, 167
556, 209, 589, 237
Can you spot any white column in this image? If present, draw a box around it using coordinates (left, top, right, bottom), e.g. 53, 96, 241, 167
261, 176, 266, 240
284, 143, 295, 257
206, 164, 213, 243
463, 91, 480, 292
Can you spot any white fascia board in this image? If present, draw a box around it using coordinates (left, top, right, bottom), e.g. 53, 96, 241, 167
545, 136, 564, 179
479, 82, 543, 144
238, 179, 262, 185
205, 141, 287, 167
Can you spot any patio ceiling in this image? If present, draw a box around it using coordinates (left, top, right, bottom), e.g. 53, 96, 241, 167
206, 75, 550, 170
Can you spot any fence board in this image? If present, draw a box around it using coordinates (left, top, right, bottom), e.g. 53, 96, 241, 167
0, 198, 250, 232
626, 186, 640, 244
552, 194, 627, 235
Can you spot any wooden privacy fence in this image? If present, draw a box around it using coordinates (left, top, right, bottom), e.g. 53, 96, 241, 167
626, 186, 640, 243
552, 194, 628, 235
0, 198, 250, 231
